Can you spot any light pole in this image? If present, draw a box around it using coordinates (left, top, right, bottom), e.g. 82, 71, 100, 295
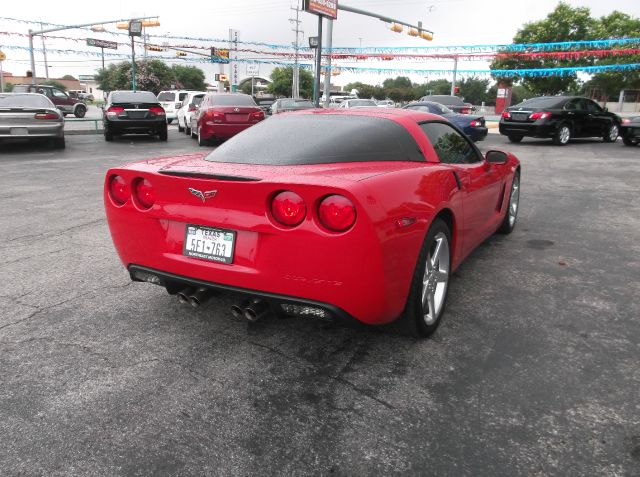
128, 20, 143, 92
309, 36, 319, 105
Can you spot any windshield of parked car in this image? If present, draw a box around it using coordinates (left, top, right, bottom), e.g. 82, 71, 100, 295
517, 97, 566, 109
0, 94, 54, 108
111, 91, 158, 103
210, 94, 257, 106
205, 114, 424, 165
157, 92, 175, 101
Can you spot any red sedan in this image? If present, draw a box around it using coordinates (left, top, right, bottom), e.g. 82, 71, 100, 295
105, 108, 520, 338
191, 92, 264, 146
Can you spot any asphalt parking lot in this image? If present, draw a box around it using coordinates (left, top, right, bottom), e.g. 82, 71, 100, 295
1, 129, 639, 476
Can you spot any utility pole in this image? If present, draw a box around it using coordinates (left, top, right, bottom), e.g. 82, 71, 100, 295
450, 56, 458, 96
313, 17, 323, 107
131, 37, 136, 92
290, 3, 303, 98
322, 19, 333, 108
40, 23, 49, 79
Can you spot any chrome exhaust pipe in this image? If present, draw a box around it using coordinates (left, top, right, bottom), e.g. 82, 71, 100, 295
244, 299, 270, 323
177, 287, 194, 305
230, 300, 251, 319
188, 287, 215, 308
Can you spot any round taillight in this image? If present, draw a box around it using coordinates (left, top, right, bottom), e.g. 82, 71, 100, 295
318, 195, 356, 232
271, 191, 306, 227
134, 178, 156, 209
109, 175, 129, 205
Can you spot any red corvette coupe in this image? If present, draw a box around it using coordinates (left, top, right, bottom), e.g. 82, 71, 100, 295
105, 108, 520, 337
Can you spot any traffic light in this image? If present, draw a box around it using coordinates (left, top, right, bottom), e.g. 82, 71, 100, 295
142, 20, 160, 27
145, 44, 164, 52
176, 51, 187, 57
390, 23, 403, 33
420, 31, 434, 41
215, 74, 228, 82
408, 28, 419, 37
454, 86, 460, 94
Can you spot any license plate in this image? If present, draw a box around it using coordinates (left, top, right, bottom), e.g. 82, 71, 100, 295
183, 225, 236, 264
511, 113, 529, 121
10, 127, 28, 135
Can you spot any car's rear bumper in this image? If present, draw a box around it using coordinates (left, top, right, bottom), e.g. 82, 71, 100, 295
105, 119, 166, 135
466, 127, 488, 141
0, 123, 64, 138
129, 264, 359, 324
200, 123, 256, 139
621, 125, 640, 139
499, 121, 555, 138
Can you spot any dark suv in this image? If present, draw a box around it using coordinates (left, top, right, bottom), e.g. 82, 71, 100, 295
499, 96, 621, 146
11, 84, 87, 118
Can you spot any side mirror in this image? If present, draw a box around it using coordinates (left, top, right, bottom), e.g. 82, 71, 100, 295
486, 150, 508, 164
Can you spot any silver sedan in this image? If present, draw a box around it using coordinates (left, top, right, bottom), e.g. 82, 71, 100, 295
0, 93, 65, 148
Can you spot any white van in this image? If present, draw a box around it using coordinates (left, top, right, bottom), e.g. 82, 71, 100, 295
157, 90, 192, 124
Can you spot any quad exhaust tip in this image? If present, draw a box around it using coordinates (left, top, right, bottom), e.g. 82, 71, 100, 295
230, 299, 270, 322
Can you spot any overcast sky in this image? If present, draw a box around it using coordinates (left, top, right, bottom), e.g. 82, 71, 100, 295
0, 0, 638, 88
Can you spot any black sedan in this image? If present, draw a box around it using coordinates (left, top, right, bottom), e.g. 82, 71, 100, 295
103, 91, 168, 141
419, 95, 474, 114
499, 96, 621, 146
404, 101, 488, 142
621, 117, 640, 146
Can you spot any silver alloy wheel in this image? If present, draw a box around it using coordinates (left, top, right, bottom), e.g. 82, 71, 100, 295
509, 174, 520, 227
609, 124, 619, 141
559, 126, 570, 144
421, 232, 450, 325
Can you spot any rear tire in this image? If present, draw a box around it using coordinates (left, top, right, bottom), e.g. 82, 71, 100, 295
507, 135, 523, 143
553, 124, 571, 146
198, 128, 208, 146
74, 105, 87, 118
622, 136, 638, 146
159, 128, 168, 141
104, 130, 114, 142
185, 125, 191, 135
497, 171, 520, 234
603, 124, 619, 143
177, 119, 184, 133
191, 125, 197, 139
392, 218, 451, 338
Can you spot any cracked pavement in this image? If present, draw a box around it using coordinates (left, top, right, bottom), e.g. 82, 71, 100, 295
1, 130, 639, 476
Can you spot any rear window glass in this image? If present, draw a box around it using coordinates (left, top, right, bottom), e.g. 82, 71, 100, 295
349, 100, 377, 107
210, 94, 257, 106
157, 92, 175, 101
112, 91, 158, 103
179, 92, 188, 101
280, 99, 313, 108
0, 94, 54, 108
407, 103, 451, 115
192, 95, 204, 106
517, 97, 565, 108
425, 96, 464, 106
205, 114, 424, 165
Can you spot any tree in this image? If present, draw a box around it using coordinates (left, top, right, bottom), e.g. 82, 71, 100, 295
267, 67, 313, 98
457, 77, 491, 105
42, 80, 67, 90
490, 2, 598, 94
382, 76, 413, 89
4, 82, 14, 92
61, 75, 77, 81
171, 65, 206, 91
95, 60, 205, 95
